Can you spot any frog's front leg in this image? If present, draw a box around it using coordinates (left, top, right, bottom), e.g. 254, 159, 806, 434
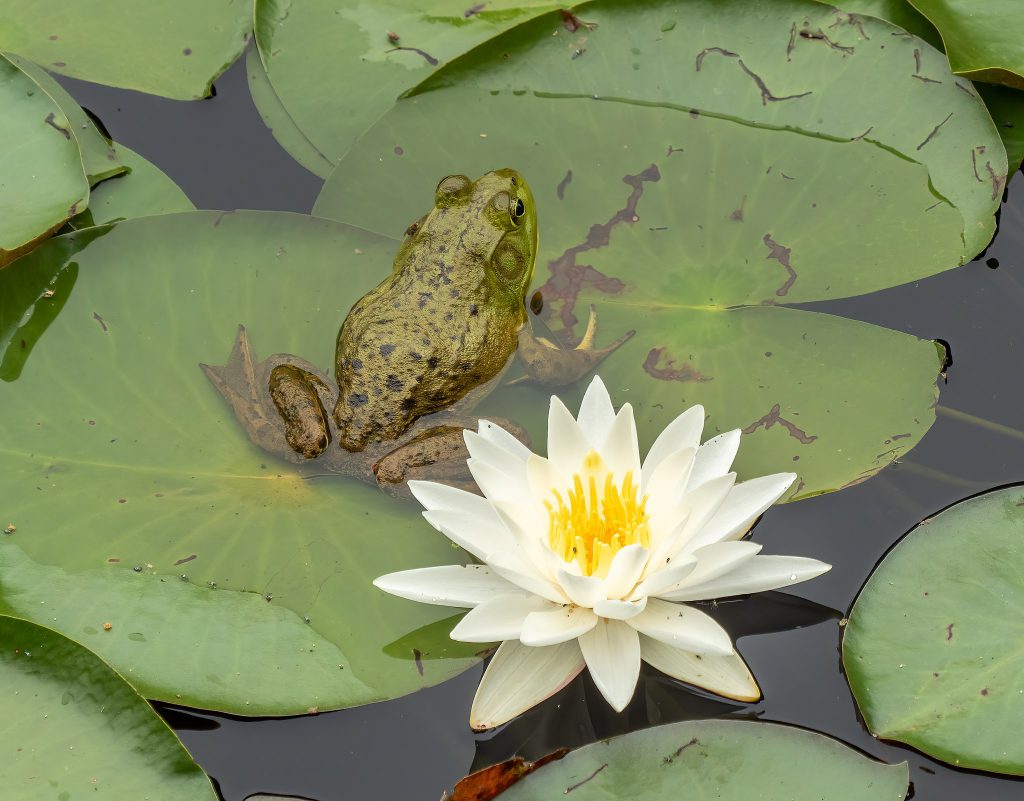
517, 304, 634, 386
372, 417, 529, 499
200, 325, 337, 463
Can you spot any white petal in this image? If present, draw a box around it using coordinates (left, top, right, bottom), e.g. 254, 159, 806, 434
630, 554, 698, 600
557, 570, 605, 608
408, 480, 495, 521
476, 419, 532, 461
641, 404, 705, 490
683, 473, 796, 552
547, 395, 592, 471
488, 554, 569, 604
640, 635, 760, 702
449, 594, 552, 642
649, 473, 736, 568
468, 458, 531, 505
520, 605, 598, 646
576, 376, 616, 449
578, 619, 641, 712
656, 541, 762, 597
373, 565, 518, 608
686, 429, 741, 491
465, 430, 529, 481
526, 453, 563, 503
627, 597, 734, 655
661, 555, 832, 602
599, 403, 641, 480
602, 544, 649, 599
593, 596, 648, 620
470, 639, 584, 730
422, 508, 515, 561
644, 446, 696, 521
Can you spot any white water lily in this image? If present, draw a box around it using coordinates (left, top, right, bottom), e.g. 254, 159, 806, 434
374, 376, 830, 730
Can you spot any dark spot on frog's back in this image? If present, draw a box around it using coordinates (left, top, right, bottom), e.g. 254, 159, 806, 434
427, 356, 439, 369
380, 344, 396, 357
469, 303, 479, 316
349, 393, 369, 408
386, 375, 403, 391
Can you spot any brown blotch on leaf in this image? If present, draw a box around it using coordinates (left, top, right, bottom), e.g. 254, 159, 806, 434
643, 347, 712, 383
743, 404, 817, 444
762, 233, 797, 296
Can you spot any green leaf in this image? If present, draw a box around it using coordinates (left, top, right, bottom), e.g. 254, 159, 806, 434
907, 0, 1024, 89
405, 0, 1003, 259
253, 0, 560, 166
245, 44, 334, 179
66, 143, 195, 229
0, 614, 218, 800
5, 53, 126, 185
0, 211, 484, 715
815, 0, 943, 48
843, 486, 1024, 775
0, 53, 89, 266
489, 720, 908, 800
0, 1, 253, 100
478, 304, 943, 501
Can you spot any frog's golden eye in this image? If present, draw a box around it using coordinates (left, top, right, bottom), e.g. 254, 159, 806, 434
436, 175, 472, 205
510, 197, 526, 226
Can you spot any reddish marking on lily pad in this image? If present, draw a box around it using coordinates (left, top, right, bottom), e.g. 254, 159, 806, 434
450, 750, 569, 801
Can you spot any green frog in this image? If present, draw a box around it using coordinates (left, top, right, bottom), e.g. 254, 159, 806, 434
201, 169, 632, 497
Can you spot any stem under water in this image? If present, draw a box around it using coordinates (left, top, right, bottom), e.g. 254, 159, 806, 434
937, 405, 1024, 444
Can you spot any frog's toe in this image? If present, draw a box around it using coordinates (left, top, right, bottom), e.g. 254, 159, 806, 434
517, 305, 635, 386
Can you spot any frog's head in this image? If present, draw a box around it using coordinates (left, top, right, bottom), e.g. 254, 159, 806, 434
423, 168, 537, 303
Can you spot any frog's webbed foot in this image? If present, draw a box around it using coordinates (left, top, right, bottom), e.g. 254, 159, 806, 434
372, 416, 530, 499
200, 325, 334, 463
516, 304, 634, 387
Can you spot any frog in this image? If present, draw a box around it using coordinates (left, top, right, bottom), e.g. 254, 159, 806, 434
200, 169, 633, 498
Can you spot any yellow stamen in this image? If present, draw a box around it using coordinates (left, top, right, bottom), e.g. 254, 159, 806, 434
545, 450, 651, 578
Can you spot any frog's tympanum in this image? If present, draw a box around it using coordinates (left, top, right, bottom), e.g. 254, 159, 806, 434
201, 169, 632, 497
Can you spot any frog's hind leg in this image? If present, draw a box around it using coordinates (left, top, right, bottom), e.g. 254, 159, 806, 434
199, 325, 330, 463
517, 304, 635, 387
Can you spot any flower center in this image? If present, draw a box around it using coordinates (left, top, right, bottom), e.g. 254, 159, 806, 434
545, 450, 651, 578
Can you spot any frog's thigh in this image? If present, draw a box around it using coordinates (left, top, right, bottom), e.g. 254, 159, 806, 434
268, 364, 332, 459
373, 425, 475, 495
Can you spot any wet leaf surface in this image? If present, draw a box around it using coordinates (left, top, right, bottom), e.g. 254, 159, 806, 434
253, 0, 559, 165
0, 614, 218, 799
843, 485, 1024, 775
0, 0, 252, 100
472, 719, 908, 799
908, 0, 1024, 89
0, 211, 483, 715
0, 54, 89, 265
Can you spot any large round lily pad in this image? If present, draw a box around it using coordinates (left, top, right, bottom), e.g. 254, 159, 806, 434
843, 485, 1024, 775
0, 0, 252, 99
0, 54, 89, 266
908, 0, 1024, 89
489, 720, 908, 800
253, 0, 558, 167
0, 614, 217, 799
0, 211, 484, 715
0, 209, 941, 717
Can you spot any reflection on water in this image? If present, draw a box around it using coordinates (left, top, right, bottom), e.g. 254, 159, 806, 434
50, 52, 1024, 801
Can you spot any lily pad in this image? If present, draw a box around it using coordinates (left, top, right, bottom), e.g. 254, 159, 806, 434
907, 0, 1024, 89
0, 211, 485, 715
0, 1, 252, 100
0, 614, 218, 799
0, 53, 89, 266
253, 0, 559, 166
406, 0, 1003, 258
245, 45, 334, 179
483, 720, 908, 800
843, 485, 1024, 775
6, 53, 126, 186
66, 143, 195, 229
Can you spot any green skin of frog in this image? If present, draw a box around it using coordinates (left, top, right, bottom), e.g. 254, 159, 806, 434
201, 169, 633, 497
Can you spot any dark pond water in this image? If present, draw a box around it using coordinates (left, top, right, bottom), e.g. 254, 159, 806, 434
56, 50, 1024, 801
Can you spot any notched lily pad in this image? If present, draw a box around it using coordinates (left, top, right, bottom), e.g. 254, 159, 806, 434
0, 614, 218, 799
471, 720, 908, 800
844, 485, 1024, 775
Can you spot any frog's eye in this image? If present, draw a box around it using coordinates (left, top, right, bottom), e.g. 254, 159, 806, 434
510, 197, 526, 226
436, 174, 472, 205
